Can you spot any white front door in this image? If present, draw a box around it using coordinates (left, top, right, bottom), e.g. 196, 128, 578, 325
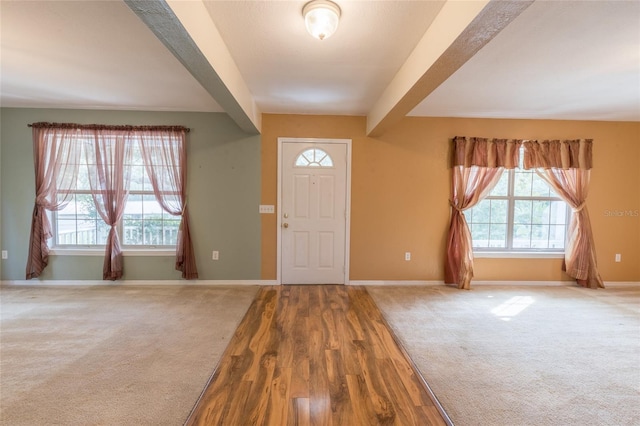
280, 140, 349, 284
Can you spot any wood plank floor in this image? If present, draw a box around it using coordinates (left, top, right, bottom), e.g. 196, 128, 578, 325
186, 285, 450, 426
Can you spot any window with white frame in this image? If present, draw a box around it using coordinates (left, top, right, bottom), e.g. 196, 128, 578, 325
467, 151, 569, 252
54, 140, 180, 249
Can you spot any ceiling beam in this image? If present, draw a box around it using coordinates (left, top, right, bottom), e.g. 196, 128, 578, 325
124, 0, 261, 134
366, 0, 534, 137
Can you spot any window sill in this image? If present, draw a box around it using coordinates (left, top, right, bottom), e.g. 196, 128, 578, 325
50, 248, 175, 257
474, 251, 564, 259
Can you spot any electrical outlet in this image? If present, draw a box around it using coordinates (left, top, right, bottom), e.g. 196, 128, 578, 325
212, 251, 219, 260
1, 250, 7, 260
405, 252, 411, 261
615, 253, 621, 262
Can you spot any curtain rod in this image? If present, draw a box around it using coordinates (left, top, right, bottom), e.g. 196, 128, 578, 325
28, 122, 190, 133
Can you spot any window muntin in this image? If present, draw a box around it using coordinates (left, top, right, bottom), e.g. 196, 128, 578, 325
295, 148, 333, 167
468, 167, 568, 252
52, 138, 178, 249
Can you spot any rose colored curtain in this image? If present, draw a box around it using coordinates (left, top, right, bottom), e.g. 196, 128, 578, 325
84, 130, 133, 280
445, 137, 521, 289
26, 126, 82, 279
523, 140, 603, 288
138, 129, 198, 279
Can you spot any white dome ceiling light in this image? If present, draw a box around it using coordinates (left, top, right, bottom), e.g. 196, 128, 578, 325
302, 0, 341, 41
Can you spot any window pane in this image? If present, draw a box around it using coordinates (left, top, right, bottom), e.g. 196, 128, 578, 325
76, 217, 97, 245
123, 194, 143, 245
514, 171, 533, 196
550, 201, 568, 225
56, 194, 77, 245
472, 200, 491, 223
490, 199, 508, 224
549, 225, 566, 249
130, 166, 145, 191
531, 225, 550, 248
531, 200, 551, 224
160, 166, 174, 190
471, 224, 489, 248
319, 155, 333, 167
164, 219, 181, 246
58, 196, 77, 217
514, 200, 532, 224
76, 165, 91, 190
531, 174, 551, 196
491, 173, 509, 196
142, 195, 164, 245
97, 221, 110, 245
129, 143, 144, 165
76, 194, 97, 219
513, 224, 532, 248
57, 219, 77, 245
489, 223, 507, 248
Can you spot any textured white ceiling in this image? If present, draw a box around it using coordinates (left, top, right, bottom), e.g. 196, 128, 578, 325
0, 0, 223, 112
0, 0, 638, 123
409, 0, 640, 121
203, 0, 444, 115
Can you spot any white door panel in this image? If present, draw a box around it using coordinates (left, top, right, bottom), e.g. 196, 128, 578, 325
281, 142, 348, 284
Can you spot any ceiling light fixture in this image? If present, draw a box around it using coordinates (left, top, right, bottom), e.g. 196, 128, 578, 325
302, 0, 341, 41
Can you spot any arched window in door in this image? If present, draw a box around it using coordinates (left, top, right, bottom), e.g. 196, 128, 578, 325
295, 148, 334, 167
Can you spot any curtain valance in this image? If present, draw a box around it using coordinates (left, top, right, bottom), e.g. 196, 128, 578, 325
452, 136, 522, 169
523, 139, 593, 170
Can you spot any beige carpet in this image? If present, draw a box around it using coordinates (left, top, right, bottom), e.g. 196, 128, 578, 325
0, 285, 258, 426
367, 285, 640, 426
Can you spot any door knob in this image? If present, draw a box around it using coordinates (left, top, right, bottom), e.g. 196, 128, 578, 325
283, 223, 289, 228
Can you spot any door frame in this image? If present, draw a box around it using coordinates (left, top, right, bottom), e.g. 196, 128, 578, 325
277, 137, 352, 285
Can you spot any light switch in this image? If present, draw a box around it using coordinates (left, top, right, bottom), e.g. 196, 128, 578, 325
259, 205, 275, 214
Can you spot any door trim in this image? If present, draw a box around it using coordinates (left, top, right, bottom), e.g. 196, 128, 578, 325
277, 137, 352, 285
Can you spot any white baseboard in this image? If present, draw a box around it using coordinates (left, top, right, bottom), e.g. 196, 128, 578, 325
0, 279, 276, 287
349, 280, 444, 286
473, 280, 640, 287
471, 280, 573, 286
603, 281, 640, 287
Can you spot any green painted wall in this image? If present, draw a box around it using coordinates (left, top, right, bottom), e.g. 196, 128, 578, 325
0, 108, 261, 281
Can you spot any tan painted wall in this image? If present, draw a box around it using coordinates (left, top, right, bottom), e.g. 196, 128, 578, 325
261, 114, 640, 283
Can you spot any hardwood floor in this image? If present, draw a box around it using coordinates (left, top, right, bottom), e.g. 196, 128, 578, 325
186, 285, 450, 426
